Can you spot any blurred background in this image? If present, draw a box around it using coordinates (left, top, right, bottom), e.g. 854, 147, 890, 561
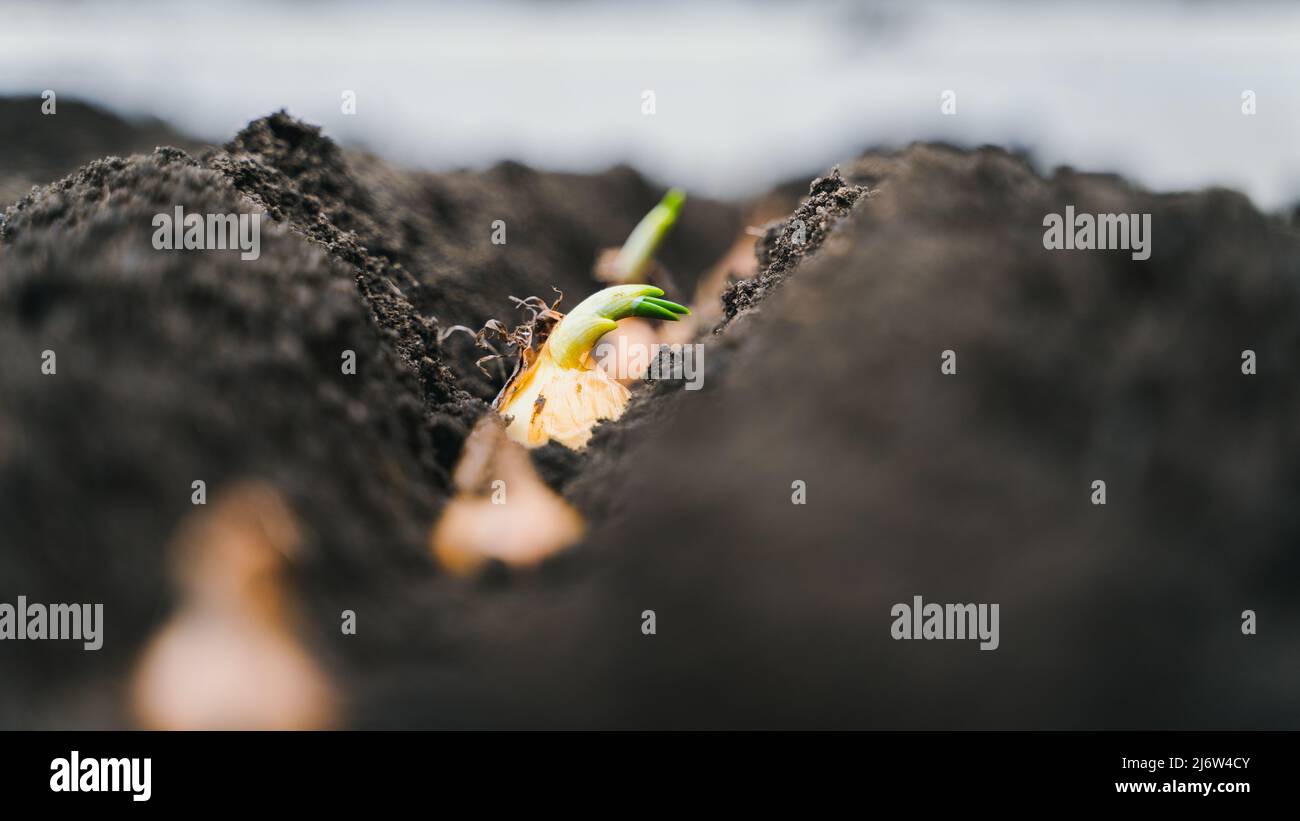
2, 0, 1298, 209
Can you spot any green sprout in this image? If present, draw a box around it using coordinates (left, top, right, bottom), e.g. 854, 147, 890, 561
547, 284, 689, 368
606, 188, 686, 282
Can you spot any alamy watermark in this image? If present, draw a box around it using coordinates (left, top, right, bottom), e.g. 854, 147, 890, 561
593, 337, 704, 390
0, 595, 103, 650
1042, 205, 1151, 260
152, 206, 261, 261
890, 595, 999, 650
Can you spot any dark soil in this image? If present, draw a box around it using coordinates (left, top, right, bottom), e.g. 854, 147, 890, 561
721, 167, 868, 324
1, 101, 1297, 729
0, 98, 208, 207
548, 145, 1300, 729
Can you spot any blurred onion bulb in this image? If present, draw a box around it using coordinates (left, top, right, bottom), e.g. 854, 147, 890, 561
493, 284, 689, 449
130, 481, 337, 730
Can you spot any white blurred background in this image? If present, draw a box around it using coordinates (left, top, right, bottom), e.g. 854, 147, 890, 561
2, 0, 1298, 208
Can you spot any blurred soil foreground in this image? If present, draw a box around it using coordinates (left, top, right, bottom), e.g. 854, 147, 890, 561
1, 98, 1298, 728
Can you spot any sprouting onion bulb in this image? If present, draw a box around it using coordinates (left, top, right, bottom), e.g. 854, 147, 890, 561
607, 188, 686, 281
495, 284, 689, 449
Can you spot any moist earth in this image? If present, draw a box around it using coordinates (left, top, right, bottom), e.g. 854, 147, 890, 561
1, 100, 1296, 728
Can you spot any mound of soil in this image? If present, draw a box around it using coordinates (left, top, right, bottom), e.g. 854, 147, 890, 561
0, 98, 207, 207
0, 101, 739, 727
2, 102, 1297, 729
0, 148, 447, 725
499, 145, 1300, 729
